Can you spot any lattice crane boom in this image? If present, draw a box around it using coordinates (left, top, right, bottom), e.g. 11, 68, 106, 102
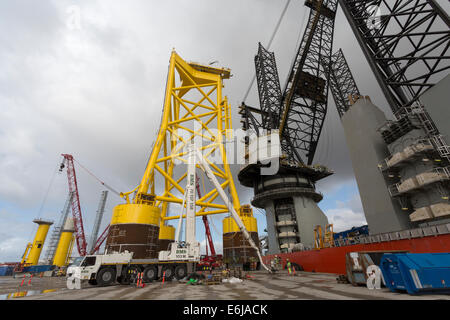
60, 154, 88, 256
338, 0, 450, 116
278, 0, 338, 165
322, 48, 361, 118
90, 224, 110, 255
244, 0, 338, 166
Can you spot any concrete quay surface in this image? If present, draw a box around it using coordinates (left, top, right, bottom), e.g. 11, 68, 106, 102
1, 270, 449, 300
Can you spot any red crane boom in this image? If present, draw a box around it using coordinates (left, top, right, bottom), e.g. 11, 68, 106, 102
90, 224, 110, 255
196, 178, 216, 256
60, 154, 88, 256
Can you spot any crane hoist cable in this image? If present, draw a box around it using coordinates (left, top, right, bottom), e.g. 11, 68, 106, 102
73, 159, 121, 197
208, 215, 221, 238
242, 0, 292, 103
27, 162, 59, 242
37, 163, 60, 219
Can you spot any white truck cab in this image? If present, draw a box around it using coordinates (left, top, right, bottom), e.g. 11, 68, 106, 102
67, 251, 133, 286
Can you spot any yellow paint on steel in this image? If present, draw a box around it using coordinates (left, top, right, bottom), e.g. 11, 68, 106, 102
65, 234, 75, 266
223, 215, 258, 234
111, 204, 160, 226
52, 231, 74, 267
20, 243, 32, 265
112, 50, 257, 238
25, 220, 53, 266
163, 209, 229, 221
159, 225, 175, 240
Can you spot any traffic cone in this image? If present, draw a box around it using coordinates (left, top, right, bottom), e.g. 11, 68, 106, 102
161, 271, 166, 287
20, 275, 26, 287
28, 274, 33, 286
139, 273, 144, 288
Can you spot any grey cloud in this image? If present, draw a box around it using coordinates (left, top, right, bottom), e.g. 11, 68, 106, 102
0, 1, 391, 260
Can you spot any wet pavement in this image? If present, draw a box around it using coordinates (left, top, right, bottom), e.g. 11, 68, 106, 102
1, 271, 449, 300
0, 275, 67, 297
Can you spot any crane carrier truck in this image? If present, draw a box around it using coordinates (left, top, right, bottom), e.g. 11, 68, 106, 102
67, 144, 270, 288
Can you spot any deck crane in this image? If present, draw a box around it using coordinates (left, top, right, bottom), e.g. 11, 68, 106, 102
241, 0, 338, 165
238, 0, 338, 252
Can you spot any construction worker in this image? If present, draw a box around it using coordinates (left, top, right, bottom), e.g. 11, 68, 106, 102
286, 259, 292, 275
270, 258, 276, 272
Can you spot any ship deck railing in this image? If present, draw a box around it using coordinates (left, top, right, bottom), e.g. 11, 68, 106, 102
388, 166, 450, 197
331, 222, 450, 248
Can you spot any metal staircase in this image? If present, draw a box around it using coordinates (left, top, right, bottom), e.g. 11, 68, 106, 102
43, 192, 73, 264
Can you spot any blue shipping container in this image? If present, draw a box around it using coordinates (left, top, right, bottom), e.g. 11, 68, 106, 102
22, 265, 54, 274
0, 266, 14, 276
380, 253, 450, 295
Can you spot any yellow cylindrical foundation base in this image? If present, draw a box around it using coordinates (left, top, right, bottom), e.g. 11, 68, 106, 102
110, 203, 161, 225
223, 206, 259, 267
53, 231, 74, 267
222, 215, 257, 234
106, 204, 161, 259
159, 224, 175, 240
158, 224, 175, 251
25, 219, 53, 266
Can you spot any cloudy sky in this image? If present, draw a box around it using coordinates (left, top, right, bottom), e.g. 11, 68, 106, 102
0, 0, 403, 262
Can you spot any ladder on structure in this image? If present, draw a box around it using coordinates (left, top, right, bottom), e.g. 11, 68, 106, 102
87, 191, 109, 254
44, 192, 74, 264
407, 104, 450, 162
414, 105, 437, 135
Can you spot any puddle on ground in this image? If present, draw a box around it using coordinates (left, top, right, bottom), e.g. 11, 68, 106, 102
0, 288, 58, 300
311, 279, 329, 283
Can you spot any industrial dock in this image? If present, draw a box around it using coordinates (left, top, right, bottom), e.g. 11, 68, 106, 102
1, 0, 450, 306
2, 271, 450, 300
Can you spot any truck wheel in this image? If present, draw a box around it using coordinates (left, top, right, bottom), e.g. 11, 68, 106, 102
174, 265, 187, 280
96, 268, 116, 286
161, 265, 174, 281
121, 266, 139, 285
143, 266, 158, 282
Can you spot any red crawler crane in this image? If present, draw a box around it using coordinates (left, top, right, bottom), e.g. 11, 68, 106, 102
60, 154, 117, 256
90, 224, 110, 255
60, 154, 88, 256
196, 177, 222, 270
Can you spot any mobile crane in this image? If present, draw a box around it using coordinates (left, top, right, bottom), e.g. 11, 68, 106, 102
196, 177, 223, 270
67, 143, 270, 288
